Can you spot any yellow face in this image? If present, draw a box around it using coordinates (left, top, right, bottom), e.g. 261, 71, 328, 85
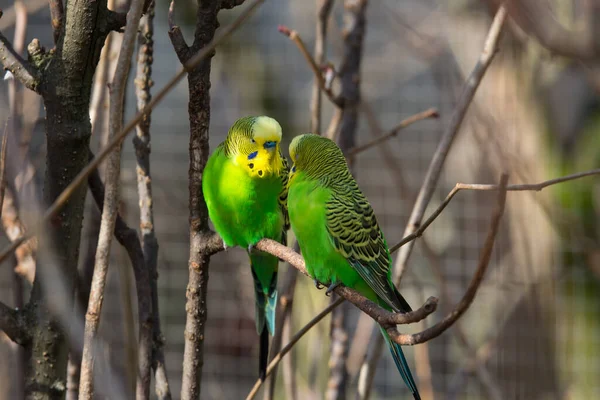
287, 134, 303, 187
234, 116, 284, 179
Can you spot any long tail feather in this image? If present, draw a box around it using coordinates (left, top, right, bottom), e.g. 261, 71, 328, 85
251, 256, 278, 380
380, 327, 421, 400
259, 327, 269, 381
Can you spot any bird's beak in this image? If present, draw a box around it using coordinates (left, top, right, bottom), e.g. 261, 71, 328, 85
264, 141, 277, 152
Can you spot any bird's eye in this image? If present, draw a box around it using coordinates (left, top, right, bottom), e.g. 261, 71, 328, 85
291, 165, 296, 173
251, 138, 256, 144
264, 141, 276, 149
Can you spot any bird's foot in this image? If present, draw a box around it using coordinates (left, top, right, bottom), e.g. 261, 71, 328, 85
247, 243, 255, 253
325, 281, 341, 296
313, 279, 324, 290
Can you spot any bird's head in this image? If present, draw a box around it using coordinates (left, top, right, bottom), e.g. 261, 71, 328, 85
288, 133, 347, 185
225, 116, 284, 178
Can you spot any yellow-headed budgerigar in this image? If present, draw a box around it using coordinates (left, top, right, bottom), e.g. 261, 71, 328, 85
286, 134, 421, 399
202, 116, 289, 380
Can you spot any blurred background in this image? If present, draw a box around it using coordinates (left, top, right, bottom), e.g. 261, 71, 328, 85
0, 0, 599, 399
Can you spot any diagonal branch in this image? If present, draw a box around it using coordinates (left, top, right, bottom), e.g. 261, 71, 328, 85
347, 108, 439, 157
0, 0, 264, 267
392, 4, 507, 284
0, 31, 41, 92
278, 25, 342, 108
246, 297, 345, 400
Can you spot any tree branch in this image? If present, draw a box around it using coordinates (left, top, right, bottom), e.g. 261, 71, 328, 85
392, 4, 507, 284
389, 168, 600, 253
310, 0, 335, 134
0, 0, 263, 267
79, 0, 149, 398
167, 0, 189, 61
134, 2, 172, 398
278, 24, 342, 108
0, 300, 28, 345
347, 108, 439, 157
254, 239, 438, 328
0, 30, 40, 92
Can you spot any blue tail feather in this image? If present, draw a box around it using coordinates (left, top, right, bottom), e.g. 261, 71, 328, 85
380, 327, 421, 400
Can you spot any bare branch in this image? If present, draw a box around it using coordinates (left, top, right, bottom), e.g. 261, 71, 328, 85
0, 301, 28, 345
79, 0, 149, 397
245, 298, 345, 400
347, 108, 439, 157
0, 31, 40, 92
49, 0, 64, 44
134, 2, 172, 398
389, 168, 600, 253
167, 0, 189, 60
254, 239, 438, 327
388, 174, 508, 345
310, 0, 335, 134
392, 5, 507, 283
278, 24, 342, 108
0, 0, 263, 266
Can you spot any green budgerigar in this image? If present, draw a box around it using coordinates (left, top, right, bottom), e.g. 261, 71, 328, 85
202, 116, 289, 380
287, 134, 421, 399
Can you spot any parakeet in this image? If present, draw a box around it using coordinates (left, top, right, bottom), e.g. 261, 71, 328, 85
287, 134, 421, 399
202, 116, 289, 380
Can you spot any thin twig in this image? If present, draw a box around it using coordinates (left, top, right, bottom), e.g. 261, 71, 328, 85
79, 0, 148, 398
392, 5, 507, 284
278, 24, 342, 108
347, 108, 439, 157
0, 0, 264, 266
246, 297, 346, 400
310, 0, 335, 134
134, 2, 171, 398
389, 168, 600, 253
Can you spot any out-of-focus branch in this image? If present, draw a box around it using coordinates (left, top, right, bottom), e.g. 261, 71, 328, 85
134, 2, 172, 398
389, 168, 600, 253
0, 121, 8, 221
0, 0, 262, 266
311, 0, 335, 134
388, 174, 508, 345
504, 0, 600, 60
246, 297, 346, 400
347, 108, 439, 157
79, 0, 148, 398
0, 301, 28, 345
278, 24, 342, 108
392, 5, 507, 283
49, 0, 64, 44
